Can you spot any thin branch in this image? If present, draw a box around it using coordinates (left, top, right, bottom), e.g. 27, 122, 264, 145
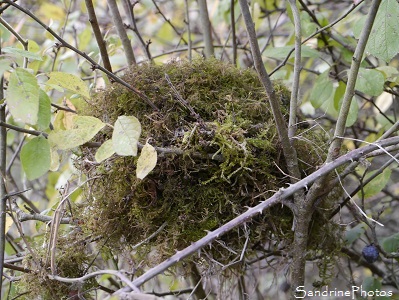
151, 0, 188, 45
0, 121, 47, 138
11, 200, 70, 224
238, 0, 301, 183
122, 0, 152, 61
107, 0, 136, 65
3, 0, 158, 111
287, 0, 301, 139
49, 270, 140, 292
84, 0, 113, 73
230, 0, 237, 66
270, 1, 364, 76
184, 0, 192, 61
0, 76, 6, 291
328, 0, 382, 162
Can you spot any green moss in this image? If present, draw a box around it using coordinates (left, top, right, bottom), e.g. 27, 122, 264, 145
79, 57, 336, 264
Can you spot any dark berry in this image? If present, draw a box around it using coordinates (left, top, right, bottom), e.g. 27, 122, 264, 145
362, 244, 379, 263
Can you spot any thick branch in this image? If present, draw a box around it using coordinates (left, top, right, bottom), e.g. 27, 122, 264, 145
238, 0, 301, 184
197, 0, 214, 57
107, 0, 136, 65
84, 0, 113, 73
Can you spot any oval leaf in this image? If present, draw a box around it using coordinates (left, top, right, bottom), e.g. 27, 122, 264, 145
2, 47, 43, 61
362, 168, 392, 199
47, 72, 90, 99
136, 142, 157, 179
95, 140, 115, 163
355, 68, 384, 97
367, 0, 399, 62
21, 136, 51, 180
381, 233, 399, 253
309, 70, 334, 109
48, 116, 104, 150
37, 89, 52, 130
112, 116, 141, 156
7, 68, 39, 125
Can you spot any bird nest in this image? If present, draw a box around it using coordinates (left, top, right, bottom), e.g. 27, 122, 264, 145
78, 58, 328, 264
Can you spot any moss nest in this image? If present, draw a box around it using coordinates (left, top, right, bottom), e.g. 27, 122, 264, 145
79, 58, 331, 263
17, 235, 94, 299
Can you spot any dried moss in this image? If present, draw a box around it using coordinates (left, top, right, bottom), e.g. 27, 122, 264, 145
79, 58, 332, 264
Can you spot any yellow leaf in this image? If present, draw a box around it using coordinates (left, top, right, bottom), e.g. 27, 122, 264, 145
136, 142, 157, 180
5, 215, 13, 233
63, 99, 77, 130
39, 3, 65, 21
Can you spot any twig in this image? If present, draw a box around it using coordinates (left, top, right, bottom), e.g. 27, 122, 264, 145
270, 1, 364, 76
287, 0, 301, 139
184, 0, 192, 61
0, 17, 28, 67
0, 76, 6, 291
132, 222, 167, 250
0, 121, 47, 138
230, 0, 237, 66
3, 0, 158, 111
84, 0, 113, 73
11, 200, 70, 224
151, 0, 188, 45
122, 0, 152, 61
48, 270, 140, 292
164, 73, 202, 123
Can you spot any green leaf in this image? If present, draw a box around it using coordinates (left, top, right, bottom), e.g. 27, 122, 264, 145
309, 70, 334, 109
7, 68, 40, 125
367, 0, 399, 62
2, 47, 43, 61
344, 223, 365, 245
0, 58, 13, 76
333, 81, 346, 110
20, 136, 51, 180
381, 233, 399, 253
362, 168, 392, 199
355, 68, 384, 96
37, 89, 51, 130
264, 45, 320, 59
376, 66, 399, 81
47, 72, 90, 99
95, 140, 115, 163
112, 116, 141, 156
345, 97, 359, 127
136, 142, 157, 179
362, 277, 381, 293
48, 116, 105, 150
